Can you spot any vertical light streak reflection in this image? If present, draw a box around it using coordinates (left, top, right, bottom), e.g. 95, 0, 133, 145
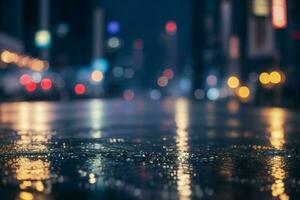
89, 100, 104, 137
269, 108, 286, 150
175, 99, 192, 200
16, 102, 31, 131
267, 108, 289, 200
0, 102, 53, 197
15, 103, 52, 152
5, 102, 52, 132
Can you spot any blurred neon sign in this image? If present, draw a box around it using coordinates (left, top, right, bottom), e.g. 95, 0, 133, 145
272, 0, 287, 29
253, 0, 270, 17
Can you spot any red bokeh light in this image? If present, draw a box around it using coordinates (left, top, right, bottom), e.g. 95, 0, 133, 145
41, 78, 53, 90
123, 89, 134, 101
163, 69, 174, 79
25, 82, 37, 92
165, 21, 177, 34
74, 83, 86, 95
19, 74, 31, 86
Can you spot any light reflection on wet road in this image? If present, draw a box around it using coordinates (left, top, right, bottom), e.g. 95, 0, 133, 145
0, 99, 300, 199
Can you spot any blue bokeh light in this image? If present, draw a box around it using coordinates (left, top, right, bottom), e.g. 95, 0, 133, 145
107, 21, 120, 35
92, 58, 109, 72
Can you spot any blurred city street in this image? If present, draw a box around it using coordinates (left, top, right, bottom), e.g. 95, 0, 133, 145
1, 0, 300, 199
0, 99, 300, 199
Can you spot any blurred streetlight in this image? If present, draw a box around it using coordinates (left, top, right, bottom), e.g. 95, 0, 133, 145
237, 86, 250, 99
227, 76, 240, 89
259, 72, 271, 85
269, 71, 282, 84
35, 30, 51, 48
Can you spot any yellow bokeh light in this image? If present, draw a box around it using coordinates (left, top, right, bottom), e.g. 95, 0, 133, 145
227, 76, 240, 89
91, 70, 104, 82
1, 50, 11, 63
237, 86, 250, 99
270, 71, 282, 84
1, 50, 48, 71
35, 30, 51, 47
19, 191, 34, 200
259, 72, 270, 85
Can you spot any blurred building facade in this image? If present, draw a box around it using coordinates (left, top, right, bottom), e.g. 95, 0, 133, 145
191, 0, 300, 106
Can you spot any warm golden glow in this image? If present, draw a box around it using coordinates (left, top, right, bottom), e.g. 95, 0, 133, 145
0, 102, 53, 132
237, 86, 250, 99
259, 72, 270, 85
175, 99, 192, 200
269, 156, 289, 200
270, 71, 282, 84
0, 50, 48, 71
268, 108, 286, 149
227, 76, 240, 89
267, 108, 289, 199
91, 70, 104, 82
14, 158, 50, 181
19, 191, 34, 200
0, 102, 52, 195
1, 50, 11, 63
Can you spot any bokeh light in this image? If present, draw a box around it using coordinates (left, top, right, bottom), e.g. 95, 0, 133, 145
1, 50, 11, 63
31, 72, 42, 83
107, 21, 120, 34
237, 86, 250, 99
259, 72, 271, 85
25, 82, 37, 93
35, 30, 51, 48
227, 76, 240, 89
41, 78, 53, 90
270, 71, 282, 84
157, 76, 168, 87
91, 70, 104, 82
206, 75, 218, 86
19, 74, 32, 86
207, 88, 220, 101
165, 21, 177, 35
163, 68, 174, 79
74, 84, 86, 95
108, 37, 121, 49
92, 58, 109, 72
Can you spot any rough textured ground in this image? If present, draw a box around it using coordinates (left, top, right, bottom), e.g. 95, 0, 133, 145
0, 99, 300, 200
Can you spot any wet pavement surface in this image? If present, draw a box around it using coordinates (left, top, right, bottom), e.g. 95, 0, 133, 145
0, 99, 300, 200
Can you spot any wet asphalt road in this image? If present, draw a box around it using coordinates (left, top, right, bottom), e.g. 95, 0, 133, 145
0, 99, 300, 200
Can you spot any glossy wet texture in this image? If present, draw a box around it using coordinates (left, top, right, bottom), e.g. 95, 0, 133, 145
0, 99, 300, 200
